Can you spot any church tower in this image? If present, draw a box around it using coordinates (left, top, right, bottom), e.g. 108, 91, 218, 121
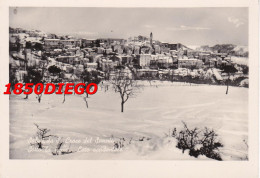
150, 32, 155, 54
150, 32, 153, 46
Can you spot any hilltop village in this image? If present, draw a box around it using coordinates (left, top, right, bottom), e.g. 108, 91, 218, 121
9, 27, 249, 87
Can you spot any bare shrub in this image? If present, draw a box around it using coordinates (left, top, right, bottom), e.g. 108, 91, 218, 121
175, 122, 200, 154
170, 122, 223, 161
114, 138, 125, 149
198, 127, 223, 160
52, 138, 73, 155
113, 136, 151, 150
30, 124, 73, 156
30, 123, 57, 149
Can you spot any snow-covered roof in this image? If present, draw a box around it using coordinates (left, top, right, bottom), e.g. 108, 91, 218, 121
178, 58, 198, 61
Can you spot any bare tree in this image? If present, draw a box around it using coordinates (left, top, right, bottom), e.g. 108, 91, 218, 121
31, 123, 57, 149
83, 92, 88, 108
221, 65, 238, 94
61, 84, 66, 103
111, 70, 136, 112
35, 85, 43, 103
63, 93, 66, 103
24, 92, 29, 99
37, 93, 42, 103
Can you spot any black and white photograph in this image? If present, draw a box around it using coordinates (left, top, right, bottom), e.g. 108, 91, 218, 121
0, 0, 259, 177
8, 7, 250, 161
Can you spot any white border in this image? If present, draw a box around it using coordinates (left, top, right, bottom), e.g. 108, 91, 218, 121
0, 0, 258, 177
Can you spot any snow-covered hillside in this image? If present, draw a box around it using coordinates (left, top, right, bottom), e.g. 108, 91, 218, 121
9, 81, 248, 160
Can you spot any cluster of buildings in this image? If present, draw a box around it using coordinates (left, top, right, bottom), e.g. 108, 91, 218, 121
9, 27, 248, 84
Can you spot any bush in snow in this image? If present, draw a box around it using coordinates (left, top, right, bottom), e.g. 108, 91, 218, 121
113, 136, 152, 151
171, 122, 223, 161
52, 138, 73, 156
30, 123, 57, 149
113, 138, 125, 149
31, 124, 73, 155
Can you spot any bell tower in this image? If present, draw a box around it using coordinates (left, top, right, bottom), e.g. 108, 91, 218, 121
150, 32, 153, 46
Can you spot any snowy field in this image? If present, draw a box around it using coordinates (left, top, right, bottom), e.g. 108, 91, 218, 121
9, 81, 248, 160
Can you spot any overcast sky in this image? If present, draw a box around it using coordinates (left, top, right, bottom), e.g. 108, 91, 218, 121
9, 7, 248, 46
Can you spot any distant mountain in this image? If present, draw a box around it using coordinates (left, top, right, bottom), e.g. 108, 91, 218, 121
187, 45, 201, 50
195, 45, 212, 52
232, 45, 248, 56
211, 44, 236, 53
193, 44, 248, 57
